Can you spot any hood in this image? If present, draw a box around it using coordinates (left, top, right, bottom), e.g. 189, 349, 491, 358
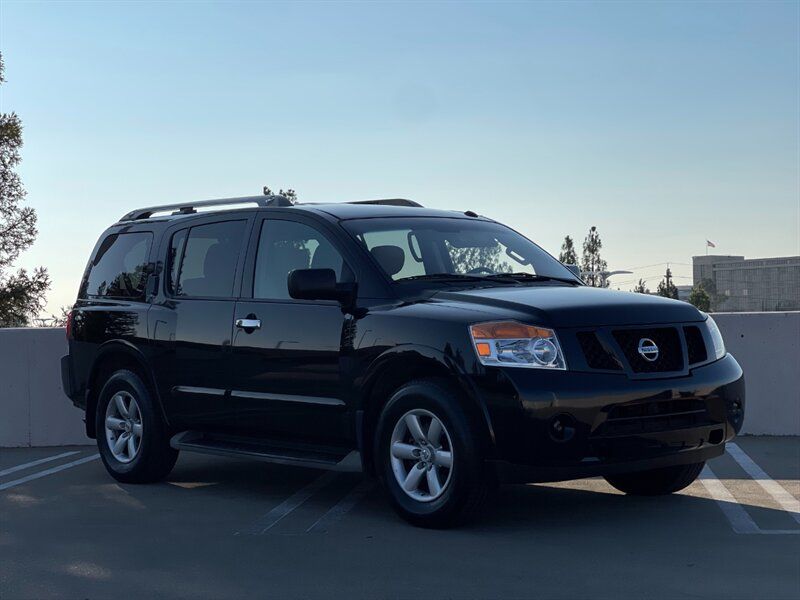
432, 285, 704, 328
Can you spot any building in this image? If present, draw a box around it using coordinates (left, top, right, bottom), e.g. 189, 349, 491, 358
692, 255, 800, 312
675, 285, 693, 303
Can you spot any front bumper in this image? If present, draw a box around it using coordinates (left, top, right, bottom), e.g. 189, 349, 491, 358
472, 353, 745, 483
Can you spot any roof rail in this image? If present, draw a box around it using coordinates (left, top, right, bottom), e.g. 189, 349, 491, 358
119, 194, 294, 221
347, 198, 422, 208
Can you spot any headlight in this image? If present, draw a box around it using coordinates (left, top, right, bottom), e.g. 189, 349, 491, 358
705, 315, 726, 360
469, 321, 566, 370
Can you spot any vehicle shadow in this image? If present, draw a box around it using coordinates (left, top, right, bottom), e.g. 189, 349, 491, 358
161, 455, 798, 535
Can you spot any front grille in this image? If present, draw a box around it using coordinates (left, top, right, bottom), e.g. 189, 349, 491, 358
684, 326, 707, 364
577, 332, 622, 371
612, 327, 684, 373
595, 399, 710, 437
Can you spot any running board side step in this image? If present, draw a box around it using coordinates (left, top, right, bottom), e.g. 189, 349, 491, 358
170, 431, 362, 473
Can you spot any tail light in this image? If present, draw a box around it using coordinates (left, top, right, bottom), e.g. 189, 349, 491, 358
65, 310, 75, 340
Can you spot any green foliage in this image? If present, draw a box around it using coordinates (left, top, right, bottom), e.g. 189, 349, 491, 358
0, 267, 50, 327
688, 282, 711, 311
698, 277, 723, 311
656, 268, 679, 300
633, 279, 649, 294
580, 226, 608, 288
0, 53, 49, 327
558, 235, 578, 266
263, 186, 297, 204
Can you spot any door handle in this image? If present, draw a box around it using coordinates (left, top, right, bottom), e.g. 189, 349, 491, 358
235, 318, 261, 330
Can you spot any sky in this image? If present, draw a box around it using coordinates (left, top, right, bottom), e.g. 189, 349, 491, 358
1, 0, 798, 315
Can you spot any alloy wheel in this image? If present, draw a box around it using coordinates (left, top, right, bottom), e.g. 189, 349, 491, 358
104, 391, 143, 463
390, 409, 453, 502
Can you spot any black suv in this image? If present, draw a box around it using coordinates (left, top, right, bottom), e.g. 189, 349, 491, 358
61, 194, 745, 527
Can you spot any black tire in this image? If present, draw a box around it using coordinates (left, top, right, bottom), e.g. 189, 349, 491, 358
95, 369, 178, 484
374, 379, 489, 528
604, 461, 705, 496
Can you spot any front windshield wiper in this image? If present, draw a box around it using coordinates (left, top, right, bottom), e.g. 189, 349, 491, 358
395, 272, 581, 286
395, 273, 518, 284
484, 272, 581, 285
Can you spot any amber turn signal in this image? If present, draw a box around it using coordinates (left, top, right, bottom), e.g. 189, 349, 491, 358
470, 321, 552, 340
475, 342, 492, 357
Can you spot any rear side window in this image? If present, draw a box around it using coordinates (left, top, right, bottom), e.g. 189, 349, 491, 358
83, 232, 152, 299
169, 220, 246, 298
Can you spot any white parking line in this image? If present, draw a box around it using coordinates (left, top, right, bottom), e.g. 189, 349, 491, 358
699, 465, 761, 534
306, 480, 375, 533
0, 451, 80, 478
0, 454, 100, 492
726, 442, 800, 525
239, 471, 339, 535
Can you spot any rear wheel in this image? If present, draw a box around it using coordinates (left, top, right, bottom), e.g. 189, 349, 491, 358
375, 379, 489, 528
95, 369, 178, 483
604, 461, 705, 496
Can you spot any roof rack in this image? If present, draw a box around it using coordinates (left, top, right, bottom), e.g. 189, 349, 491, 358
347, 198, 422, 208
119, 194, 294, 222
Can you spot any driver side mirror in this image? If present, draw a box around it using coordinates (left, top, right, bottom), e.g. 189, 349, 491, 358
288, 268, 356, 306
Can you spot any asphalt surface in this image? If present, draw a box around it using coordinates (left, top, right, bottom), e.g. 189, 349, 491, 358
1, 437, 798, 599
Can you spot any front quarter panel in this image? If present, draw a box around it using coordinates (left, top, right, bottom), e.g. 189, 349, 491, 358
349, 302, 510, 451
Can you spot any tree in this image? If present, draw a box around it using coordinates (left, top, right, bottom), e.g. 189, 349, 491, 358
558, 235, 578, 265
580, 226, 608, 287
633, 279, 649, 294
263, 186, 297, 204
687, 282, 711, 311
656, 267, 678, 300
698, 277, 723, 311
448, 245, 512, 275
0, 53, 49, 327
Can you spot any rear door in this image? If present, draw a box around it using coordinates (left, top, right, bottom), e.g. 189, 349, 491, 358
230, 214, 355, 446
149, 214, 253, 432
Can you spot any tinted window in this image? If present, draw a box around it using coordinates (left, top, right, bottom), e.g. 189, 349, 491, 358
167, 229, 187, 295
83, 232, 152, 299
360, 229, 426, 280
254, 220, 351, 300
172, 220, 246, 298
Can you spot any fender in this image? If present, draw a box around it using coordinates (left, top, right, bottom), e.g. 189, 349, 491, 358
86, 339, 170, 435
357, 343, 497, 447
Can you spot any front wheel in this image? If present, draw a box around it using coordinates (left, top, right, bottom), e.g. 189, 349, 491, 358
96, 369, 178, 484
604, 461, 705, 496
375, 379, 489, 528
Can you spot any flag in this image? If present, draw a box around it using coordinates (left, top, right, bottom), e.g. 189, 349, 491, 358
706, 240, 716, 248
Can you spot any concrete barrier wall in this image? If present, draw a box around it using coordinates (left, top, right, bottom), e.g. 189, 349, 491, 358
0, 313, 798, 447
713, 312, 800, 436
0, 328, 86, 447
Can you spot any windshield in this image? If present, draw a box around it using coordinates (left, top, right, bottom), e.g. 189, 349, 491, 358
342, 217, 579, 283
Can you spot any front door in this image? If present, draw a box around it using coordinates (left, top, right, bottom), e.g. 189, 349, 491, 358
230, 216, 354, 447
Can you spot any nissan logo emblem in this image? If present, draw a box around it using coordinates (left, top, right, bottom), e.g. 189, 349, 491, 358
637, 338, 660, 362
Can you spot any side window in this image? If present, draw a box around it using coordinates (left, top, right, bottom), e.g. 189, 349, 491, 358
360, 229, 425, 280
167, 229, 187, 295
83, 232, 152, 299
254, 219, 351, 300
170, 220, 246, 298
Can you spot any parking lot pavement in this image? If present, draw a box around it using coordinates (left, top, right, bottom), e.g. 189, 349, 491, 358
1, 438, 798, 600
